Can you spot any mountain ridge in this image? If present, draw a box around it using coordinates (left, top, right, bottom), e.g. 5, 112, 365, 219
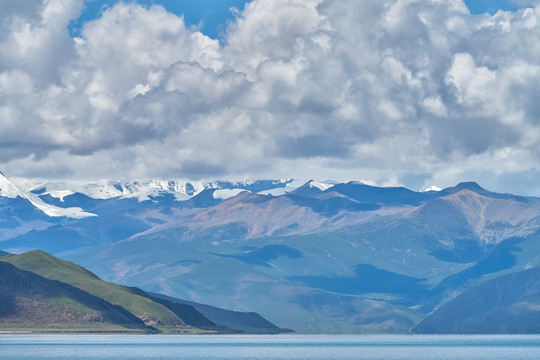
3, 174, 540, 333
0, 172, 95, 219
21, 178, 295, 202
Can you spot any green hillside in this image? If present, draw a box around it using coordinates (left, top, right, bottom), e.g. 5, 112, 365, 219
0, 261, 151, 333
0, 250, 220, 333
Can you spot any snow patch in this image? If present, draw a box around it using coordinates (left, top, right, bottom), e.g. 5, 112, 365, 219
28, 197, 96, 219
258, 178, 304, 196
48, 190, 75, 202
423, 185, 442, 192
213, 189, 247, 200
350, 180, 378, 186
309, 181, 335, 191
259, 179, 335, 196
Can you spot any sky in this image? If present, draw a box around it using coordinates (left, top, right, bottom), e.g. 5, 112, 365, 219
69, 0, 251, 39
69, 1, 534, 38
2, 0, 540, 195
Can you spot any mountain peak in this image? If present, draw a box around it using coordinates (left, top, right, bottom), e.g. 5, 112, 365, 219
213, 188, 250, 200
0, 171, 26, 198
7, 249, 101, 280
452, 182, 486, 192
0, 173, 96, 219
289, 180, 331, 197
455, 181, 482, 188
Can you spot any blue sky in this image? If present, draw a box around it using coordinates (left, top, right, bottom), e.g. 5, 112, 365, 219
70, 0, 532, 39
70, 0, 251, 39
465, 0, 529, 14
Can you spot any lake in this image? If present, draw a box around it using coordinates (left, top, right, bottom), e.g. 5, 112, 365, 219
1, 334, 540, 360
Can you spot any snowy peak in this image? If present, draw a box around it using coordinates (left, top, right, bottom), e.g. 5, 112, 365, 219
106, 179, 202, 200
25, 179, 294, 202
308, 180, 335, 191
0, 172, 26, 198
25, 179, 201, 202
0, 172, 95, 219
288, 180, 336, 197
213, 188, 249, 200
422, 185, 442, 192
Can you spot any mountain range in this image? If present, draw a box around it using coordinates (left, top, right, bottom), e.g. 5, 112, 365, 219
2, 172, 540, 333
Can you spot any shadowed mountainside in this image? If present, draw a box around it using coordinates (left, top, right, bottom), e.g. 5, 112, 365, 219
413, 265, 540, 334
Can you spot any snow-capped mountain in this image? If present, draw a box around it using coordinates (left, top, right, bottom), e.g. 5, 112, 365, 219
22, 178, 295, 202
0, 172, 95, 219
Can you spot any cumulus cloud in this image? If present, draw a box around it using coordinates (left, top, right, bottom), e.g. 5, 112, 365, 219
1, 0, 540, 195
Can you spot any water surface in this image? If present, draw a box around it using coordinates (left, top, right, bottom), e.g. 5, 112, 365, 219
2, 334, 540, 360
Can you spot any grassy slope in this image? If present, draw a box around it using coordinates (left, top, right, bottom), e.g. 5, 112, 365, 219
0, 250, 218, 333
0, 261, 151, 333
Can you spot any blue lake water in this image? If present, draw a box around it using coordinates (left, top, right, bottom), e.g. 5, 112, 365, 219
1, 334, 540, 360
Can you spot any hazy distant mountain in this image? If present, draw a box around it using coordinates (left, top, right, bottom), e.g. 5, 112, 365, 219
3, 174, 540, 333
413, 265, 540, 334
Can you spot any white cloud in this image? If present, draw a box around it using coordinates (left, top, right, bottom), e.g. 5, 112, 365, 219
1, 0, 540, 195
0, 70, 33, 95
446, 52, 497, 109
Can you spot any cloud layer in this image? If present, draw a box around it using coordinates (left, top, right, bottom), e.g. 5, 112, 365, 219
2, 0, 540, 194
